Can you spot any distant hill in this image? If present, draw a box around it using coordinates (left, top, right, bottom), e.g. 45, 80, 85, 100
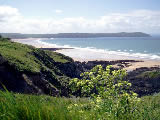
0, 32, 151, 39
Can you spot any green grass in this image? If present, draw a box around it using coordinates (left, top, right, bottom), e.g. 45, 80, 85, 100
0, 37, 73, 73
0, 37, 74, 95
45, 50, 73, 63
0, 38, 41, 73
0, 90, 91, 120
1, 90, 160, 120
137, 70, 160, 79
138, 93, 160, 120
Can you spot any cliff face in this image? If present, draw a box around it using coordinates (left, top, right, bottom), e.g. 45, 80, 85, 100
0, 62, 59, 96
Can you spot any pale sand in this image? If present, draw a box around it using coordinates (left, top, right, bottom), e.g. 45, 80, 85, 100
56, 49, 143, 62
12, 38, 160, 71
12, 38, 58, 48
123, 61, 160, 71
57, 49, 160, 71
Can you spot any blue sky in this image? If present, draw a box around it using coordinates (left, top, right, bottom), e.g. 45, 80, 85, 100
0, 0, 160, 34
1, 0, 160, 18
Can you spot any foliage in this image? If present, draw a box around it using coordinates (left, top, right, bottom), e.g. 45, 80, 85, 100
0, 37, 74, 94
1, 90, 160, 120
0, 37, 73, 73
69, 65, 141, 119
0, 90, 79, 120
137, 70, 160, 79
45, 50, 73, 63
0, 38, 41, 73
0, 90, 99, 120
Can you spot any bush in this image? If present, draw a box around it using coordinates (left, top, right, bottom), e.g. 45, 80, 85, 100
69, 65, 141, 119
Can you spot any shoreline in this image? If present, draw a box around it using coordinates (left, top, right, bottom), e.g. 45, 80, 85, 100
56, 49, 160, 71
11, 38, 160, 71
40, 48, 74, 51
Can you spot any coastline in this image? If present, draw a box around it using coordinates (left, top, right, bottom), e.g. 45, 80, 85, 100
12, 38, 160, 71
12, 38, 54, 48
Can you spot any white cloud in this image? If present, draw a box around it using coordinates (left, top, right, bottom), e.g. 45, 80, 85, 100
0, 6, 160, 34
55, 9, 63, 14
0, 6, 20, 22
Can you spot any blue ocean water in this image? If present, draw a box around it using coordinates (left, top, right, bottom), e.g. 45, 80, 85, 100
39, 37, 160, 60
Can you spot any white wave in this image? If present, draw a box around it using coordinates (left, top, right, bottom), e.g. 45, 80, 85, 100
36, 39, 72, 48
150, 55, 160, 59
36, 39, 160, 60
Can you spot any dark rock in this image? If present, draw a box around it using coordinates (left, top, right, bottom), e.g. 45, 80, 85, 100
127, 67, 160, 96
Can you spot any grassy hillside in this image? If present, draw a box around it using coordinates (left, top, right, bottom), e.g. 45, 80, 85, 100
0, 37, 72, 73
0, 37, 74, 96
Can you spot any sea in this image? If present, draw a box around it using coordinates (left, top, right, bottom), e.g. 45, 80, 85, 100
37, 37, 160, 61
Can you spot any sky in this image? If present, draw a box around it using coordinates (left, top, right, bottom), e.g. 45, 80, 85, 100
0, 0, 160, 34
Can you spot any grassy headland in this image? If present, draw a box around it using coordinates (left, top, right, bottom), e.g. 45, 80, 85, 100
0, 37, 74, 96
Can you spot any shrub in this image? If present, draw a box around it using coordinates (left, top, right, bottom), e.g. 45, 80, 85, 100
69, 65, 141, 119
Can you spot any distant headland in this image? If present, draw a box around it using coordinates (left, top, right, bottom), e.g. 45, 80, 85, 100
0, 32, 151, 39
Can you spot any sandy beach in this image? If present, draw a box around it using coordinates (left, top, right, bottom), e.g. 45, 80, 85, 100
12, 38, 160, 71
12, 38, 56, 48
